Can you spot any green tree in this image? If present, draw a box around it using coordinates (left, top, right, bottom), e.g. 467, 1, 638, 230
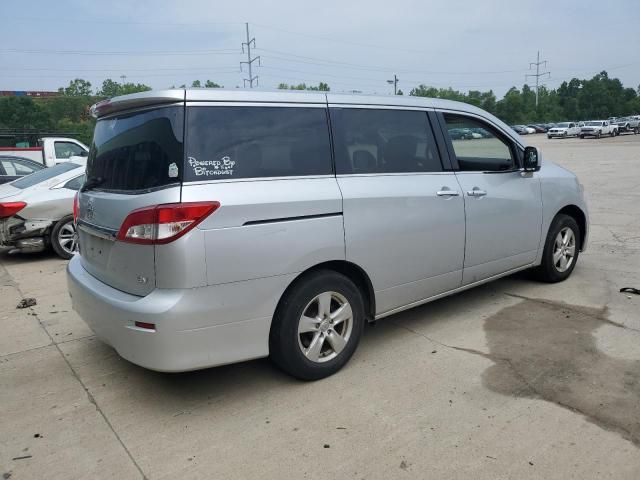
97, 78, 122, 98
97, 79, 151, 98
59, 78, 92, 97
0, 96, 52, 130
204, 80, 222, 88
191, 80, 202, 88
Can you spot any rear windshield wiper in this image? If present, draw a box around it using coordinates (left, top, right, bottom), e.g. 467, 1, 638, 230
81, 177, 105, 192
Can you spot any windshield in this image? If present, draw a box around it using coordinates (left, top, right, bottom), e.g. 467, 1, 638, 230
87, 106, 184, 192
11, 162, 81, 189
556, 123, 570, 128
585, 121, 602, 126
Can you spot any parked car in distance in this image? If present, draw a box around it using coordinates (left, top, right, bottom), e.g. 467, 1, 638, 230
580, 120, 618, 138
67, 89, 589, 380
0, 160, 85, 259
0, 155, 45, 184
547, 122, 581, 139
527, 124, 547, 133
0, 137, 88, 167
511, 125, 527, 134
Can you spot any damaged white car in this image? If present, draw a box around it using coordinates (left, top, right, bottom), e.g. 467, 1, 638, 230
0, 160, 85, 259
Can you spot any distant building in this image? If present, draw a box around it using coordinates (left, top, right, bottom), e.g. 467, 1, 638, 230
0, 90, 59, 97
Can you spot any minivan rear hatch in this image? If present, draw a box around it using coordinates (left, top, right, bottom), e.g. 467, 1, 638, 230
77, 104, 184, 296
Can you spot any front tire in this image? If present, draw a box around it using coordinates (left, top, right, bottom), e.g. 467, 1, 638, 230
51, 215, 78, 260
533, 214, 580, 283
269, 270, 365, 380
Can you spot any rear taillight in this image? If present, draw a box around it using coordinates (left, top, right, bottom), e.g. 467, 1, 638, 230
73, 193, 79, 224
116, 202, 220, 245
0, 202, 27, 219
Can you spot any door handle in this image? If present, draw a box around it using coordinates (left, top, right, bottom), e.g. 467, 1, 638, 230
467, 188, 487, 197
436, 190, 460, 197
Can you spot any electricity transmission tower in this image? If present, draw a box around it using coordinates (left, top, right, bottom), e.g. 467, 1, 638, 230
526, 51, 550, 108
240, 23, 260, 88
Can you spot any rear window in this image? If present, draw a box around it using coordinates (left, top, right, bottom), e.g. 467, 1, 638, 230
11, 162, 81, 189
185, 106, 332, 180
87, 106, 184, 192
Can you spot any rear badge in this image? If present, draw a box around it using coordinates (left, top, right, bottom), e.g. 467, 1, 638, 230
168, 163, 179, 178
137, 275, 148, 284
86, 199, 95, 221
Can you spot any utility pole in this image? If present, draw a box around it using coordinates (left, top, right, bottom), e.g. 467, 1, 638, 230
240, 23, 260, 88
526, 51, 550, 108
387, 74, 399, 95
120, 74, 127, 83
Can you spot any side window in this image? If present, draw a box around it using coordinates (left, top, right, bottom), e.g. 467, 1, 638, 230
64, 174, 86, 191
1, 160, 16, 176
54, 142, 85, 159
331, 108, 442, 174
12, 159, 40, 176
443, 114, 515, 172
185, 107, 332, 180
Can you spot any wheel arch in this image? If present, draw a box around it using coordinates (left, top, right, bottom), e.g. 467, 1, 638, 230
274, 260, 376, 324
555, 205, 587, 250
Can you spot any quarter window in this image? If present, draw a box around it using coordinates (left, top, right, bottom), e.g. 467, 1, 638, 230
185, 107, 332, 180
64, 174, 86, 191
443, 114, 515, 172
331, 108, 442, 174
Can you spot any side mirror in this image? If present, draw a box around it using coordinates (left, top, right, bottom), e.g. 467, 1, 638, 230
523, 146, 541, 172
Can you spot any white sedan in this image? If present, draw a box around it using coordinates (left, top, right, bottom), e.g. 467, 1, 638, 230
0, 160, 85, 259
548, 122, 581, 138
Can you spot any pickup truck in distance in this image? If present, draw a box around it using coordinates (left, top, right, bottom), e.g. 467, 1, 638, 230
580, 120, 618, 139
0, 137, 88, 167
612, 117, 640, 134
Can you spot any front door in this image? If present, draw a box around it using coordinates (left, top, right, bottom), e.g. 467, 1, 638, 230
439, 112, 543, 285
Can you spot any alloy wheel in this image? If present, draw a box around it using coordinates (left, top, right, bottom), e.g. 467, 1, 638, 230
57, 221, 78, 255
297, 291, 353, 363
553, 227, 576, 273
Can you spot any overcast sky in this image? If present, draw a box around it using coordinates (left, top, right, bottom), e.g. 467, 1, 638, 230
2, 0, 638, 97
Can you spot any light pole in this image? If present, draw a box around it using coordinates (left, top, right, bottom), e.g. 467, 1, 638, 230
387, 75, 399, 95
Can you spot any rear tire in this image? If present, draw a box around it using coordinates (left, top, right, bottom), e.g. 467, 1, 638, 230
269, 270, 365, 380
51, 215, 78, 260
579, 134, 585, 139
533, 214, 580, 283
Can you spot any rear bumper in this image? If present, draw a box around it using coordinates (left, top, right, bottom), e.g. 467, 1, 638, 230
0, 217, 50, 250
67, 255, 295, 372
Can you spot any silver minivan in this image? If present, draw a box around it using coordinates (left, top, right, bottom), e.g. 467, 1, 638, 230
67, 89, 588, 380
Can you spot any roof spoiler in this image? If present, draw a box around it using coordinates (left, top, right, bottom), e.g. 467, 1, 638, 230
90, 89, 185, 118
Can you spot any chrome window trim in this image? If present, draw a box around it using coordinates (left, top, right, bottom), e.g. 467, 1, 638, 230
77, 220, 117, 241
328, 103, 433, 112
186, 101, 327, 108
182, 174, 335, 186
